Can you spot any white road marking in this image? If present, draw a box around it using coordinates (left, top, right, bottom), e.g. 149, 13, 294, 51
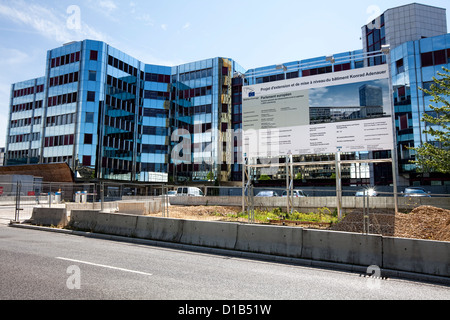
56, 257, 153, 276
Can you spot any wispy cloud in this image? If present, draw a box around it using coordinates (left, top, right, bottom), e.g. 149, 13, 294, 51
0, 0, 108, 43
161, 24, 168, 31
182, 22, 191, 30
99, 0, 117, 13
0, 48, 29, 66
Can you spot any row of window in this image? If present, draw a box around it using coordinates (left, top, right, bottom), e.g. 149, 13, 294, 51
44, 134, 75, 147
108, 55, 143, 79
43, 156, 73, 165
8, 132, 40, 143
141, 163, 167, 172
141, 144, 167, 154
142, 126, 168, 136
13, 85, 44, 98
48, 92, 78, 107
145, 73, 171, 84
50, 51, 81, 68
143, 108, 169, 118
7, 150, 38, 160
179, 68, 213, 82
177, 85, 213, 99
144, 90, 170, 101
11, 100, 43, 113
106, 74, 138, 96
302, 63, 351, 77
10, 116, 41, 128
103, 135, 135, 151
192, 122, 213, 134
46, 113, 76, 127
105, 94, 137, 114
104, 115, 134, 132
173, 103, 213, 117
254, 63, 354, 84
101, 157, 134, 171
421, 49, 450, 67
49, 72, 79, 87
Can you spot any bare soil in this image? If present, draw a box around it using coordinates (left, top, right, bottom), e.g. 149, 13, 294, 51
150, 205, 450, 242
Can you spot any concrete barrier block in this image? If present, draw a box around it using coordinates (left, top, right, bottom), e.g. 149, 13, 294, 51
302, 229, 383, 267
235, 224, 303, 258
135, 216, 184, 243
69, 210, 99, 231
382, 237, 450, 277
31, 207, 68, 227
180, 220, 238, 250
94, 212, 138, 237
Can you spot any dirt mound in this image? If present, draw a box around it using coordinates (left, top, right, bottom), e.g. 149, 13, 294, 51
332, 206, 450, 242
394, 206, 450, 242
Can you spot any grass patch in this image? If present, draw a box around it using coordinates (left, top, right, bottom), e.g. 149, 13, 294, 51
231, 207, 339, 224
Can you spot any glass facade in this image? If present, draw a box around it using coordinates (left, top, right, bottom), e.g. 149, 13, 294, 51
390, 34, 450, 178
5, 3, 450, 185
7, 77, 45, 166
169, 58, 244, 182
5, 40, 244, 183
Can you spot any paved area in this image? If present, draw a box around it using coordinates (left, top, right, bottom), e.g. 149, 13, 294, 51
1, 225, 449, 300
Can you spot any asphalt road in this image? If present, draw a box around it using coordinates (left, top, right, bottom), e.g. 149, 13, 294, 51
0, 224, 449, 303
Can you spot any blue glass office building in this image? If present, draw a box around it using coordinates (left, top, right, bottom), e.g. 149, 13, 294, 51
5, 3, 450, 185
390, 34, 450, 183
5, 40, 244, 183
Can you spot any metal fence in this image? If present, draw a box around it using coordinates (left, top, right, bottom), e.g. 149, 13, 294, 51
2, 181, 449, 240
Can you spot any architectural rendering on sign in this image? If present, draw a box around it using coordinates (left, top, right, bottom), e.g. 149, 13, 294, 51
5, 2, 450, 186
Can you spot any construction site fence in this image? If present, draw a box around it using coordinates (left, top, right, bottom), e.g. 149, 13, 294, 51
1, 181, 449, 237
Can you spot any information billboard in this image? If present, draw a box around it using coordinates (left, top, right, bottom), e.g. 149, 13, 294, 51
242, 64, 394, 158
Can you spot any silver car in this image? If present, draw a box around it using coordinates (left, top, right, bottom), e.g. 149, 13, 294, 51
255, 191, 280, 197
402, 187, 431, 197
282, 190, 307, 197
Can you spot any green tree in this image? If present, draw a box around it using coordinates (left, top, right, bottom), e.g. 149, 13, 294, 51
411, 67, 450, 173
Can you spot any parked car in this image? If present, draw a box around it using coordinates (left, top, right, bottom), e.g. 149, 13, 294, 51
401, 187, 431, 197
176, 187, 204, 197
255, 191, 280, 197
281, 190, 308, 197
355, 188, 378, 197
166, 190, 177, 197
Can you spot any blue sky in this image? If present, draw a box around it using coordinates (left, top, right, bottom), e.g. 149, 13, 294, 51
0, 0, 449, 147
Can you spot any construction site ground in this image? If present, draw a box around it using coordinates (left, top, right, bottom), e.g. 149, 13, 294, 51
148, 205, 450, 242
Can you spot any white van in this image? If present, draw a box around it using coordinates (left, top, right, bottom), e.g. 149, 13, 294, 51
176, 187, 204, 197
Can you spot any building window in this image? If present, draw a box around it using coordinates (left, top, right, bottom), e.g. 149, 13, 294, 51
82, 155, 92, 167
421, 52, 434, 67
84, 134, 93, 144
90, 50, 98, 61
88, 70, 97, 81
85, 112, 94, 123
434, 50, 446, 65
396, 59, 405, 74
87, 91, 96, 102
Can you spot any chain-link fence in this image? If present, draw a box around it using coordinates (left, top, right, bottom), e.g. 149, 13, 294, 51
2, 181, 449, 241
169, 185, 450, 239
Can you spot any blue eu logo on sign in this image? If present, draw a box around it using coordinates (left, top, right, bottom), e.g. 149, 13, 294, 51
249, 92, 255, 97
